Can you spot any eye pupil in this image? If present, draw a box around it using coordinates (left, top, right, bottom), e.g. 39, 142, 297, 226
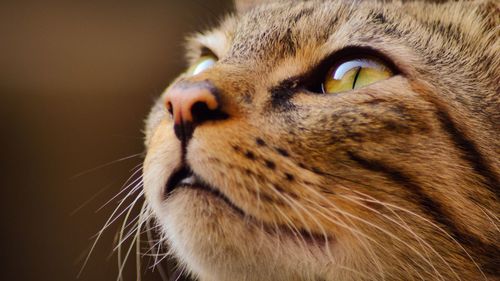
351, 67, 362, 89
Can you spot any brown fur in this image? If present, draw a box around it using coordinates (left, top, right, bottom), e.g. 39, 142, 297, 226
143, 0, 499, 280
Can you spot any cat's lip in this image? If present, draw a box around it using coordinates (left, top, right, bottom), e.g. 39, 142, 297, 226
164, 165, 246, 215
164, 165, 334, 244
164, 165, 193, 195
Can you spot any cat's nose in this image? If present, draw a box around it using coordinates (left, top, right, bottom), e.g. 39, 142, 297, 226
164, 81, 227, 143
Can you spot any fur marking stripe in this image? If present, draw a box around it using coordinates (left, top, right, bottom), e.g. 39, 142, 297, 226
435, 108, 500, 199
348, 152, 500, 275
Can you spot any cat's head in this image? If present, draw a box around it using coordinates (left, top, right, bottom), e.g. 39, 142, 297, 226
142, 0, 499, 280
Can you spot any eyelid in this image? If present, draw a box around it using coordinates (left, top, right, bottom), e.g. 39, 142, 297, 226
200, 47, 219, 60
320, 48, 398, 80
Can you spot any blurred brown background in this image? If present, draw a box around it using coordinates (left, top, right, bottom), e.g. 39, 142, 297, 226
0, 1, 232, 280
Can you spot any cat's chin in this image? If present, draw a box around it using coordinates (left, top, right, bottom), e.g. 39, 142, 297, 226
156, 188, 337, 281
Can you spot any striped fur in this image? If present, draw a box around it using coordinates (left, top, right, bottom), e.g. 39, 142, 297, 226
143, 0, 499, 280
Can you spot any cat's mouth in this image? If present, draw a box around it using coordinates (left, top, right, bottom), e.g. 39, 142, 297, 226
164, 164, 334, 244
164, 165, 246, 216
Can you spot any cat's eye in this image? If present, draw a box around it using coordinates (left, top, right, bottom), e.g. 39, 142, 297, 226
322, 57, 393, 94
187, 55, 217, 76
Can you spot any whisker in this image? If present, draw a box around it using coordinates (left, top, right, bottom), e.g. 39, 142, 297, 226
117, 201, 148, 281
71, 152, 144, 180
94, 188, 144, 238
345, 187, 487, 280
311, 194, 445, 281
477, 205, 500, 232
266, 182, 333, 259
339, 193, 460, 281
301, 195, 390, 280
70, 182, 114, 216
293, 179, 388, 280
314, 169, 487, 280
78, 186, 143, 278
115, 212, 156, 252
97, 166, 143, 212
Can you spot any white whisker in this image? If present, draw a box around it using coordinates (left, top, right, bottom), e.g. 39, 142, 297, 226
71, 153, 143, 180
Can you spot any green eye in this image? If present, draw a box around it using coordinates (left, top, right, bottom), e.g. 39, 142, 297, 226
322, 57, 393, 94
187, 55, 217, 76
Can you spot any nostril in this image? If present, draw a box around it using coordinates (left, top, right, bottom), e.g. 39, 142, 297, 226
191, 101, 211, 123
166, 101, 173, 116
191, 101, 229, 124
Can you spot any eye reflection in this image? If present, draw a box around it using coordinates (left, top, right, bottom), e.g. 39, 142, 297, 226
188, 55, 217, 76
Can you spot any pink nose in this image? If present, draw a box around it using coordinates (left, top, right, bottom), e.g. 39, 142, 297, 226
165, 85, 219, 125
164, 81, 225, 142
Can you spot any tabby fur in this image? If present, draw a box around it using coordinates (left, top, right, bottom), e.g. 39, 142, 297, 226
143, 0, 499, 280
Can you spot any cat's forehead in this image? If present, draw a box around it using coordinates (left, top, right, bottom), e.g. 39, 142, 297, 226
205, 0, 485, 64
225, 0, 354, 61
221, 0, 429, 63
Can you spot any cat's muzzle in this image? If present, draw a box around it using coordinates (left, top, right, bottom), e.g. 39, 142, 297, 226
164, 164, 246, 215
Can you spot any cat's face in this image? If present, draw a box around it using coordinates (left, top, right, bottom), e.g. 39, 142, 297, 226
142, 0, 499, 280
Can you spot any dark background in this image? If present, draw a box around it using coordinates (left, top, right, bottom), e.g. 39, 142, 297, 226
0, 1, 232, 280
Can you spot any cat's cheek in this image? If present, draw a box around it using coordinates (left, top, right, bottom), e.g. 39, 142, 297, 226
143, 120, 182, 216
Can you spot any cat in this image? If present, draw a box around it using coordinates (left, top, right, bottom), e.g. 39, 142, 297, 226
141, 0, 499, 280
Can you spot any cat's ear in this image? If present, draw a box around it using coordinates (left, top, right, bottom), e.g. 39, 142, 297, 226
234, 0, 272, 13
